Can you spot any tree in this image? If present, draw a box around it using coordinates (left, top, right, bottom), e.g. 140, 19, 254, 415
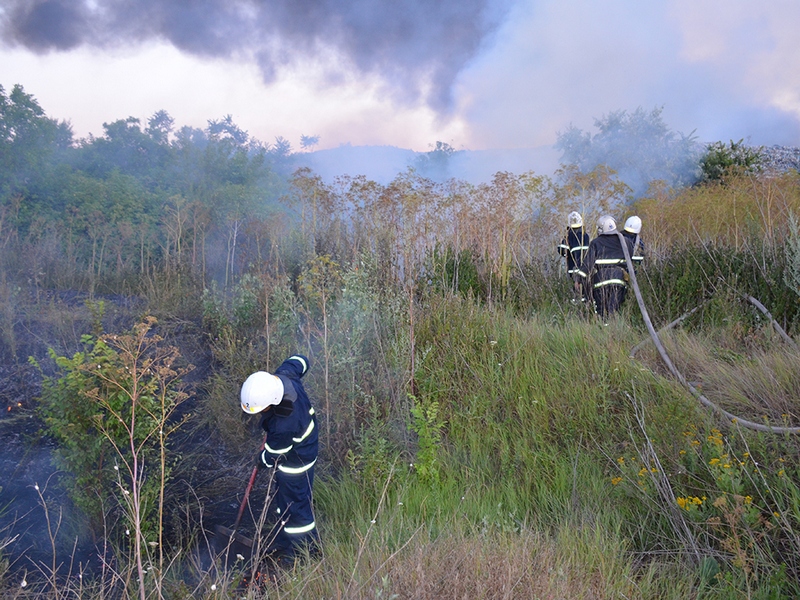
556, 106, 700, 196
75, 116, 170, 185
36, 318, 190, 599
413, 141, 461, 181
699, 139, 762, 183
0, 83, 73, 200
300, 134, 320, 151
146, 110, 175, 145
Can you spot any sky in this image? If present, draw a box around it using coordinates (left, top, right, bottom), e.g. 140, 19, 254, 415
1, 0, 799, 155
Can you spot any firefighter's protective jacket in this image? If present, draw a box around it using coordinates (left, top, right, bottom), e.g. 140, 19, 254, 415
584, 233, 630, 290
622, 231, 644, 268
557, 226, 590, 278
258, 354, 319, 552
258, 355, 318, 474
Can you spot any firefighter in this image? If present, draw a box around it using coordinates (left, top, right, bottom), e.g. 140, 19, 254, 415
241, 354, 319, 558
557, 211, 590, 302
622, 216, 644, 270
583, 215, 629, 320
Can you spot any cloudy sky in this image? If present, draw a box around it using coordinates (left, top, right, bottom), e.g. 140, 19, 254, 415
1, 0, 799, 153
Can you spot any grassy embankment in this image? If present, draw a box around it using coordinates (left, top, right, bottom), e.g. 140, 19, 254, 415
2, 170, 799, 598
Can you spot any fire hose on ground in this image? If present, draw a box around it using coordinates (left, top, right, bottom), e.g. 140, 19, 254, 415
615, 230, 800, 435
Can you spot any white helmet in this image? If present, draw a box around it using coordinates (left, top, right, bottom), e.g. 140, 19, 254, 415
241, 371, 284, 414
597, 215, 617, 235
624, 215, 642, 234
568, 211, 583, 228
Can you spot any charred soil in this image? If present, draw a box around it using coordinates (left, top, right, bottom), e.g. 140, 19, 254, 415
0, 291, 263, 580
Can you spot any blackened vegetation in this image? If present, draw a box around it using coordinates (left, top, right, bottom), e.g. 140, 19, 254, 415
0, 293, 210, 575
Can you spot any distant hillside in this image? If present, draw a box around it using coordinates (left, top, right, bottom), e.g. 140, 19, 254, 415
294, 143, 561, 185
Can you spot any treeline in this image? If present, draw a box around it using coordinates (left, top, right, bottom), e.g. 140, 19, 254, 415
0, 84, 294, 295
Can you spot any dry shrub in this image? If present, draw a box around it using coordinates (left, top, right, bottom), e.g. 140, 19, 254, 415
648, 329, 800, 423
636, 171, 800, 257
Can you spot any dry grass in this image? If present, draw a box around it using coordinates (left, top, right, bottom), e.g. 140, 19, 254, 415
636, 171, 800, 256
262, 521, 697, 600
639, 328, 800, 424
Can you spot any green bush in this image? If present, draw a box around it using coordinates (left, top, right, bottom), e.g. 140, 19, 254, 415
34, 318, 190, 541
700, 140, 763, 183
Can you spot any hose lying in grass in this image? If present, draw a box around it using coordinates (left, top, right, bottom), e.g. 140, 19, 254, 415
617, 231, 800, 435
629, 303, 706, 359
745, 294, 799, 351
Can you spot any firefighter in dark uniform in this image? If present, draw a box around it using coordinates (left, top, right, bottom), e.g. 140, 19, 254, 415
241, 354, 319, 557
557, 211, 590, 302
621, 215, 644, 270
583, 215, 631, 320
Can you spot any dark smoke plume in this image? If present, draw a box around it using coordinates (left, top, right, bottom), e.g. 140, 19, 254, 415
0, 0, 507, 111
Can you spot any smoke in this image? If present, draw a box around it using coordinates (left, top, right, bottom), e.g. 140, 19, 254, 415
0, 0, 507, 111
2, 0, 797, 161
458, 0, 800, 149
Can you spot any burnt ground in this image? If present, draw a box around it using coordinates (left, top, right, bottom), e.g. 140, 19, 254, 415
0, 291, 267, 582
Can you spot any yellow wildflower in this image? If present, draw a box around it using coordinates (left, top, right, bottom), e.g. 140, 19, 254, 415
611, 477, 623, 486
709, 458, 721, 466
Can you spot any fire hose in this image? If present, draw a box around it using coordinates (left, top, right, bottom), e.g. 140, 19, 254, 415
615, 230, 800, 435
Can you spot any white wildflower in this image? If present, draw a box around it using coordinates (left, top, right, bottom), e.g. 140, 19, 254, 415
211, 584, 217, 591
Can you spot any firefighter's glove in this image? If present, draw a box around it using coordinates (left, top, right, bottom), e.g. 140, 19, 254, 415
256, 449, 274, 470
